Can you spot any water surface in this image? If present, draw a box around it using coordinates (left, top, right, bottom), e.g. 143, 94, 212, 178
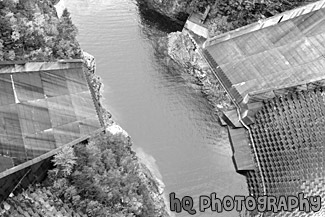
65, 0, 248, 216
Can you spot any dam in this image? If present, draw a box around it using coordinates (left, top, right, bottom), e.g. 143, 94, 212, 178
1, 0, 325, 215
0, 60, 103, 202
190, 0, 325, 216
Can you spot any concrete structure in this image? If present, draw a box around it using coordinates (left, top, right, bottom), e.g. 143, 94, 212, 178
228, 127, 255, 173
0, 60, 103, 202
0, 60, 102, 167
202, 0, 325, 124
201, 1, 325, 216
184, 14, 209, 39
183, 6, 211, 39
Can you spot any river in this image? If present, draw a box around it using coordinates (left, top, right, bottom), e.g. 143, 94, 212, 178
65, 0, 248, 216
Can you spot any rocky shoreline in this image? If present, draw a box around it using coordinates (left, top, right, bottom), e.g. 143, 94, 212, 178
167, 31, 234, 115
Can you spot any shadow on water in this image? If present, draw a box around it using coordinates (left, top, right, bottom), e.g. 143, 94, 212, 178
135, 0, 184, 34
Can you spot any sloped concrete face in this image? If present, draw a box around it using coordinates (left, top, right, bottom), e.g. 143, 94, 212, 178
203, 1, 325, 107
0, 60, 83, 74
0, 61, 102, 168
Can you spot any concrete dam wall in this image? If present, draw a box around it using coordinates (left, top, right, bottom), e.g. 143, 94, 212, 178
0, 60, 103, 202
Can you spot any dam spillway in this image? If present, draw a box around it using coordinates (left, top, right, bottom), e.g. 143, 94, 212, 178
0, 60, 102, 171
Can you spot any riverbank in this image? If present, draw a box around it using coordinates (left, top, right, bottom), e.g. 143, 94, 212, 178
167, 31, 234, 114
0, 0, 169, 216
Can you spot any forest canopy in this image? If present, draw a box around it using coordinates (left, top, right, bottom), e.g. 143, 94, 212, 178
188, 0, 318, 35
46, 131, 164, 217
0, 0, 81, 61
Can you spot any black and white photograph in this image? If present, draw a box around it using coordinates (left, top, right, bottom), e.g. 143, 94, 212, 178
0, 0, 324, 216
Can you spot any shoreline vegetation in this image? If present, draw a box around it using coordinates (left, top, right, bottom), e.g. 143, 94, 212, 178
0, 0, 169, 216
0, 0, 81, 61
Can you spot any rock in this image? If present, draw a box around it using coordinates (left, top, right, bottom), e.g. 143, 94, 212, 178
105, 123, 128, 137
82, 51, 96, 74
82, 50, 114, 126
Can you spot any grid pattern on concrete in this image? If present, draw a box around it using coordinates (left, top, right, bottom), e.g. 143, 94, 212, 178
247, 88, 325, 216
